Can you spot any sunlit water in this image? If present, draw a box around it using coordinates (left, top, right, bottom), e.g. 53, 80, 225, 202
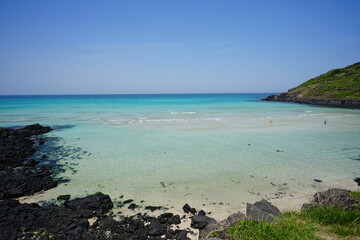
1, 94, 359, 213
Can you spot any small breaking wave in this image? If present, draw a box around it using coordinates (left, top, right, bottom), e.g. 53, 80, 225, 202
170, 112, 196, 115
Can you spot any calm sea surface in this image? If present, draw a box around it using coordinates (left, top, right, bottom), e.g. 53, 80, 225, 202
1, 93, 359, 212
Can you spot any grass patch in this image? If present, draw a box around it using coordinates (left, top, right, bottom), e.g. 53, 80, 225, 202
287, 62, 360, 99
227, 205, 360, 239
300, 205, 360, 236
350, 191, 360, 200
228, 216, 319, 240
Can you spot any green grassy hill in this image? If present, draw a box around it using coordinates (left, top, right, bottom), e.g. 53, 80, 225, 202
288, 62, 360, 99
263, 62, 360, 108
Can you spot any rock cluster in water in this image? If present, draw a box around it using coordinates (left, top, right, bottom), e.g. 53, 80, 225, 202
0, 124, 57, 200
262, 92, 360, 109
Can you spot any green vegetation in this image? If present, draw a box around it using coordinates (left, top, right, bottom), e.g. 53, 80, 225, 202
350, 191, 360, 200
287, 62, 360, 99
56, 194, 70, 201
228, 215, 319, 240
300, 206, 360, 237
228, 200, 360, 240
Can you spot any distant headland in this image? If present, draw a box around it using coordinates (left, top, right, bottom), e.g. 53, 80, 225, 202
263, 62, 360, 109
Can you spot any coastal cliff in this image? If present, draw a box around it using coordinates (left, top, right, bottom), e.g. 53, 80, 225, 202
263, 62, 360, 109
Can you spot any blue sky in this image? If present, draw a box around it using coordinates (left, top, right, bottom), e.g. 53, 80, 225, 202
0, 0, 359, 95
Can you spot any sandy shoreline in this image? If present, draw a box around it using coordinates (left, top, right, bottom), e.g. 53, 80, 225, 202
19, 178, 360, 220
16, 178, 359, 240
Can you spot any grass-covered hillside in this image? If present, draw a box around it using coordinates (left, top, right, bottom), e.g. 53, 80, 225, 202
263, 62, 360, 108
288, 62, 360, 99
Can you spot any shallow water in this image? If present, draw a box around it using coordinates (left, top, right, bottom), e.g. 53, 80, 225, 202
1, 94, 359, 213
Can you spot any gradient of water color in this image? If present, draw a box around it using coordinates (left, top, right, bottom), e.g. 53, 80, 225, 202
1, 94, 359, 212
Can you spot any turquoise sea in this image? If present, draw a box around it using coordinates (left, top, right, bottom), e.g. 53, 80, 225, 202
0, 94, 359, 213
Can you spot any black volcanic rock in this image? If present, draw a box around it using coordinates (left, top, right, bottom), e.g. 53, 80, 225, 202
190, 215, 216, 229
263, 93, 360, 109
0, 124, 57, 200
0, 168, 57, 200
64, 193, 114, 218
183, 203, 197, 214
355, 177, 360, 186
0, 123, 52, 169
0, 200, 88, 240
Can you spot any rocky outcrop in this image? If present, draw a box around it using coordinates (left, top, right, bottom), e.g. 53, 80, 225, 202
86, 211, 191, 240
0, 193, 195, 240
191, 215, 217, 229
302, 188, 359, 210
0, 123, 52, 170
199, 211, 246, 240
0, 199, 89, 240
263, 62, 360, 109
0, 124, 57, 200
355, 177, 360, 186
263, 93, 360, 109
0, 167, 57, 200
246, 199, 281, 223
64, 193, 113, 218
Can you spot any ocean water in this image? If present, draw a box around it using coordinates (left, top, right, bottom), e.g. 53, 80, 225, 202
1, 94, 359, 213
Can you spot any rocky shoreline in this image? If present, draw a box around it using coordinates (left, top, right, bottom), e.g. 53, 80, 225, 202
262, 92, 360, 109
1, 124, 359, 240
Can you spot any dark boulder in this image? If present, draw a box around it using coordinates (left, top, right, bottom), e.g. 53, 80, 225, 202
57, 194, 71, 201
99, 216, 118, 231
309, 188, 359, 209
144, 205, 163, 211
174, 229, 190, 240
128, 203, 139, 210
183, 203, 197, 214
198, 210, 206, 216
158, 212, 181, 225
199, 211, 246, 239
190, 215, 216, 229
355, 177, 360, 186
64, 193, 113, 218
246, 199, 281, 223
147, 220, 167, 236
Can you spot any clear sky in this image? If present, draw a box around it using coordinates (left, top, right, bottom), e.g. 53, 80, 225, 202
0, 0, 359, 95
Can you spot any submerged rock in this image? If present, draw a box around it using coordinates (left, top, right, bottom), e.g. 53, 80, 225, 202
246, 199, 281, 223
144, 205, 163, 211
57, 194, 71, 201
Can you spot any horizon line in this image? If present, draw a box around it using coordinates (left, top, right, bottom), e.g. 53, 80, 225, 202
0, 92, 278, 97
